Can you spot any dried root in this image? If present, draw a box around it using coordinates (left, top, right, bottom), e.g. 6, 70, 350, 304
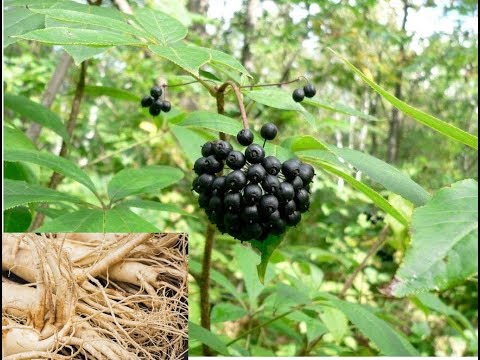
2, 233, 188, 359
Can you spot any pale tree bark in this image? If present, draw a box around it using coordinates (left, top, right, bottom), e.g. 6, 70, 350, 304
26, 52, 73, 143
187, 0, 209, 35
387, 0, 409, 164
241, 0, 260, 73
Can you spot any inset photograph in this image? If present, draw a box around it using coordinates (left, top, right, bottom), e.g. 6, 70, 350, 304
2, 233, 188, 359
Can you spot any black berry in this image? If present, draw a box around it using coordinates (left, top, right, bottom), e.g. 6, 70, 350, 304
209, 195, 223, 212
205, 155, 224, 174
262, 174, 280, 194
211, 176, 227, 194
241, 205, 259, 223
150, 86, 163, 99
242, 222, 263, 240
198, 192, 210, 208
259, 194, 279, 216
224, 193, 242, 212
292, 88, 305, 102
149, 102, 161, 116
283, 200, 296, 215
290, 176, 304, 191
195, 174, 214, 194
298, 163, 315, 185
268, 217, 286, 235
245, 144, 265, 164
141, 95, 154, 107
282, 158, 301, 180
277, 181, 295, 202
247, 164, 267, 183
193, 157, 208, 175
285, 211, 301, 226
295, 188, 310, 213
237, 129, 254, 146
303, 84, 316, 98
201, 142, 215, 157
226, 151, 246, 170
260, 123, 278, 141
160, 100, 171, 112
243, 184, 262, 205
226, 170, 247, 192
213, 140, 233, 160
262, 156, 281, 175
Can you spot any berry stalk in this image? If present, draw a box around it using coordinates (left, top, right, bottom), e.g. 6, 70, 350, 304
217, 80, 249, 130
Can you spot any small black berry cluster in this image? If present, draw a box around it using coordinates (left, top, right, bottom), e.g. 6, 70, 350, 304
140, 86, 171, 116
292, 83, 316, 103
192, 123, 315, 242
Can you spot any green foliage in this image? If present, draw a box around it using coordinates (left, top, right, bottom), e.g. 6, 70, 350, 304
383, 179, 478, 297
4, 93, 68, 139
3, 0, 477, 356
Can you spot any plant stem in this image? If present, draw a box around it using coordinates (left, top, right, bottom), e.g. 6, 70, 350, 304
217, 80, 249, 129
340, 225, 390, 298
238, 76, 304, 89
226, 304, 306, 346
29, 61, 89, 230
200, 224, 216, 356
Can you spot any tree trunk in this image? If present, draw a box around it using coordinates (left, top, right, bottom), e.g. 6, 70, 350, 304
241, 0, 259, 72
387, 0, 409, 164
26, 52, 73, 143
187, 0, 209, 36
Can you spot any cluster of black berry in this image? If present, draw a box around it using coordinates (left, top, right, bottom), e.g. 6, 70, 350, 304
141, 86, 171, 116
192, 123, 315, 242
292, 83, 316, 103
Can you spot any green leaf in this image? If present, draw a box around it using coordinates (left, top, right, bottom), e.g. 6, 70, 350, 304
36, 209, 103, 232
4, 6, 45, 47
36, 207, 160, 232
104, 207, 160, 232
4, 179, 83, 209
188, 322, 230, 356
302, 97, 379, 122
319, 306, 349, 343
189, 259, 244, 305
171, 124, 213, 164
206, 48, 252, 78
331, 49, 478, 149
29, 8, 149, 38
414, 293, 474, 332
382, 179, 478, 297
15, 27, 143, 46
148, 43, 210, 77
244, 89, 315, 127
120, 199, 197, 217
84, 85, 140, 102
251, 234, 284, 284
4, 206, 32, 232
107, 165, 184, 203
4, 94, 68, 140
234, 244, 264, 307
133, 8, 187, 45
211, 303, 248, 323
4, 127, 38, 183
4, 125, 36, 150
61, 45, 111, 65
333, 147, 431, 207
180, 111, 242, 136
4, 148, 97, 195
330, 299, 419, 356
311, 160, 409, 226
4, 162, 37, 184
